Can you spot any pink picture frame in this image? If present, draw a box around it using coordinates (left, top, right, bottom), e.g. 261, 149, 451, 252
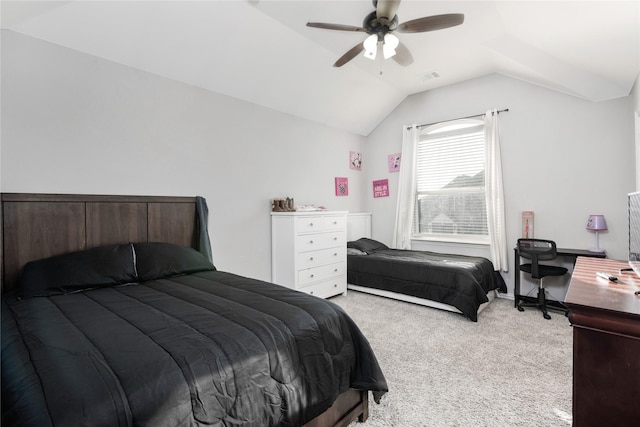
335, 177, 349, 196
373, 179, 389, 198
350, 151, 362, 170
388, 153, 401, 172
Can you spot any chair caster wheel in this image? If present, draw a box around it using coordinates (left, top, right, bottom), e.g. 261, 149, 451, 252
517, 306, 524, 312
543, 313, 551, 320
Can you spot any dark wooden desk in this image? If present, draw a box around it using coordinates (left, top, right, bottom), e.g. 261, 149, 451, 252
513, 247, 606, 308
565, 257, 640, 426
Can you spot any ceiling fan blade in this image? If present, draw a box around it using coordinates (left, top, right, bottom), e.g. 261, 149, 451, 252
334, 43, 365, 67
307, 22, 365, 32
376, 0, 401, 20
392, 41, 413, 66
397, 13, 464, 33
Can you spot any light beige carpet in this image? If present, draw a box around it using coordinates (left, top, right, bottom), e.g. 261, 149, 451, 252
332, 291, 573, 427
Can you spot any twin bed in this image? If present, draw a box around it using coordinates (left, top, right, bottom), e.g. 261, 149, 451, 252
1, 193, 387, 427
346, 237, 505, 322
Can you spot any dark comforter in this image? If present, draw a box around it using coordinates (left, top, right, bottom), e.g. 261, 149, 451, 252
348, 248, 500, 321
2, 271, 387, 427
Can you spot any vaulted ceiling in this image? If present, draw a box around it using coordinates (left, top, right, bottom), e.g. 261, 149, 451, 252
2, 0, 638, 135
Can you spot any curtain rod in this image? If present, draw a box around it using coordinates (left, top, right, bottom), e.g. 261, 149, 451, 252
412, 108, 509, 129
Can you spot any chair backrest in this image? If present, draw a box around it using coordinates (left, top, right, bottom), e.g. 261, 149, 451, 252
517, 239, 558, 262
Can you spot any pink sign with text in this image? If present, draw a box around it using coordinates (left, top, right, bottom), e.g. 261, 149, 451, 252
373, 179, 389, 198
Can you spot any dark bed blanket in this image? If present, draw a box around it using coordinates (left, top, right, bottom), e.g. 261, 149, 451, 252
2, 271, 387, 427
347, 249, 500, 321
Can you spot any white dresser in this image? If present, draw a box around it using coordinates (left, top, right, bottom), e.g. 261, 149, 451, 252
271, 211, 347, 298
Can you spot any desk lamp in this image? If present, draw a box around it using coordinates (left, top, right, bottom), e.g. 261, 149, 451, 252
586, 214, 607, 252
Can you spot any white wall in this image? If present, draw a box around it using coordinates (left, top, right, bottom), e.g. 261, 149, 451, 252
365, 73, 636, 298
0, 31, 367, 282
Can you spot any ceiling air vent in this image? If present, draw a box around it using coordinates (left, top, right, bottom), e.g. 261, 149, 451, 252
418, 71, 440, 81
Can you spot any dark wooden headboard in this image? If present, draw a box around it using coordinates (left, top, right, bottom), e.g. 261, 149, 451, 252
1, 193, 200, 292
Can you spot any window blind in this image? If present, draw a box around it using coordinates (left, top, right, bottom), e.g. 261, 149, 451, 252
414, 122, 488, 239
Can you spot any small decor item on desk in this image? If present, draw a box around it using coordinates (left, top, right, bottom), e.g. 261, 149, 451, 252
522, 211, 534, 238
596, 271, 618, 282
271, 197, 296, 212
586, 214, 607, 252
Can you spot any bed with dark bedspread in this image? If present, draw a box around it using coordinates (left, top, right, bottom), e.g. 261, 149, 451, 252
347, 238, 504, 321
2, 243, 387, 427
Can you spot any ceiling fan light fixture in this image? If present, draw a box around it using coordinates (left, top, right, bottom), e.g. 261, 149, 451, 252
362, 34, 378, 60
383, 33, 399, 59
309, 1, 465, 68
363, 34, 378, 60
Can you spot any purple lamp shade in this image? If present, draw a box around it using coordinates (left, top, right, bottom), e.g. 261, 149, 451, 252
586, 214, 607, 252
586, 214, 608, 231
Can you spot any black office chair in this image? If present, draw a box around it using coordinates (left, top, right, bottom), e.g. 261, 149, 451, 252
517, 238, 569, 319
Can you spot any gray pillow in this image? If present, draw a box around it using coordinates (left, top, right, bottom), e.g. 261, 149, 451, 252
347, 238, 389, 254
133, 242, 216, 282
18, 244, 136, 298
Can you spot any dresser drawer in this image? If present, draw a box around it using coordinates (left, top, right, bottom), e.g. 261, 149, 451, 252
301, 278, 347, 299
295, 216, 346, 234
298, 262, 346, 287
295, 231, 345, 252
296, 247, 346, 269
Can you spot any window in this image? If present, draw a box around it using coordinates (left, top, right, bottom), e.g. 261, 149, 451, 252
413, 119, 488, 243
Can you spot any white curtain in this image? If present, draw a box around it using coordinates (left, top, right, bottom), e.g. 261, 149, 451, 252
484, 109, 509, 271
392, 125, 419, 249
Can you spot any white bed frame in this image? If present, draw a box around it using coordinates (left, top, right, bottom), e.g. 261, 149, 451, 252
346, 212, 496, 318
347, 284, 496, 316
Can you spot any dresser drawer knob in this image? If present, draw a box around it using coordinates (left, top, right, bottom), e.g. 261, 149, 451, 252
333, 284, 337, 287
333, 253, 337, 256
309, 222, 314, 227
309, 240, 314, 244
334, 269, 338, 272
310, 274, 314, 278
333, 237, 337, 240
309, 257, 314, 261
310, 291, 314, 295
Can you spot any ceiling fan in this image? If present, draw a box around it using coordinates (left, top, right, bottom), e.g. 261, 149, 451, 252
307, 0, 464, 67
